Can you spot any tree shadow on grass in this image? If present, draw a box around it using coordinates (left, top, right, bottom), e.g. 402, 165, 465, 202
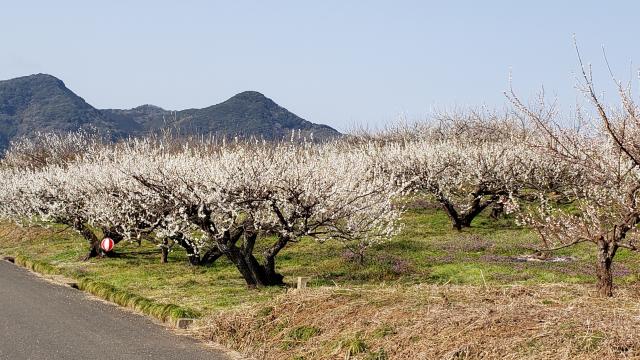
106, 249, 161, 259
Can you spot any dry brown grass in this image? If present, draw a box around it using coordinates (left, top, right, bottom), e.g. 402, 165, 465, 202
0, 221, 62, 246
197, 284, 640, 359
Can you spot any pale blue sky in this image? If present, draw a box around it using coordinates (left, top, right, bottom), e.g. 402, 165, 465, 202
1, 1, 637, 131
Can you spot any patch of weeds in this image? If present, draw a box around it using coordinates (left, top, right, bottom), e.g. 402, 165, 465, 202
372, 324, 396, 338
288, 325, 321, 341
271, 319, 291, 336
257, 306, 274, 317
428, 263, 489, 284
448, 344, 472, 359
281, 325, 321, 350
48, 248, 82, 262
365, 349, 389, 360
577, 331, 605, 352
337, 332, 368, 357
521, 337, 543, 355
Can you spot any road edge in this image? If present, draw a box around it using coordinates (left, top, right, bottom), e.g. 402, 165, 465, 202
1, 254, 249, 360
2, 253, 200, 326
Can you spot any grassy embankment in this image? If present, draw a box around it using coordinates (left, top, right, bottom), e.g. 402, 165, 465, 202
2, 205, 640, 359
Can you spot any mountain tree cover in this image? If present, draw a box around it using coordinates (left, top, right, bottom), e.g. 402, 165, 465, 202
0, 74, 340, 153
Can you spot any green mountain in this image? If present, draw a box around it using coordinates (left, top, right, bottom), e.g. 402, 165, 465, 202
0, 74, 340, 153
0, 74, 125, 149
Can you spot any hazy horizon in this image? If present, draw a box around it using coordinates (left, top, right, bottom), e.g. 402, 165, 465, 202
3, 1, 639, 131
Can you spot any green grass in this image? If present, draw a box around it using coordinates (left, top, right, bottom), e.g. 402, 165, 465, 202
10, 253, 198, 323
2, 207, 640, 318
338, 332, 368, 356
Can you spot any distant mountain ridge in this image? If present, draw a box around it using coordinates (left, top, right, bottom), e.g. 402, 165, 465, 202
0, 74, 340, 152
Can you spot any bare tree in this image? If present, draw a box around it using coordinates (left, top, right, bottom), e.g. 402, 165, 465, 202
506, 39, 640, 296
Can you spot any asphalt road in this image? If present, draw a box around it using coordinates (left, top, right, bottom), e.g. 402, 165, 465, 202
0, 260, 232, 360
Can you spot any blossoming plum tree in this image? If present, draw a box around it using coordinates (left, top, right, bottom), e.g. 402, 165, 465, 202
507, 44, 640, 296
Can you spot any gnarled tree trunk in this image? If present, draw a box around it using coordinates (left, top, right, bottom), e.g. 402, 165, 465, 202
490, 202, 505, 219
161, 238, 169, 263
186, 206, 285, 287
261, 235, 288, 285
219, 228, 285, 287
200, 247, 223, 265
438, 193, 496, 231
73, 220, 123, 260
72, 219, 100, 260
170, 233, 202, 266
595, 238, 617, 297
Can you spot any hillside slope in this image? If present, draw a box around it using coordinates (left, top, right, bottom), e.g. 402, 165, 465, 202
0, 74, 340, 152
102, 91, 339, 140
0, 74, 126, 150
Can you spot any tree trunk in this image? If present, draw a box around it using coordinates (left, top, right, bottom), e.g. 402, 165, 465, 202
261, 235, 288, 286
595, 240, 617, 297
217, 230, 285, 287
161, 239, 169, 263
595, 257, 613, 297
241, 232, 270, 286
187, 208, 284, 286
490, 203, 504, 219
443, 207, 480, 231
225, 247, 262, 288
437, 196, 465, 231
171, 233, 201, 266
84, 236, 120, 260
72, 220, 101, 260
459, 196, 495, 229
84, 241, 101, 260
437, 194, 494, 231
200, 247, 223, 265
